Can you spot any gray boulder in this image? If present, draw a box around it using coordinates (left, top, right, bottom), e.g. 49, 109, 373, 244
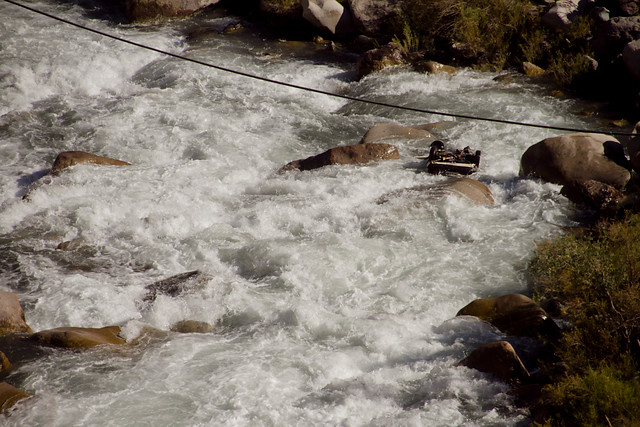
623, 40, 640, 82
301, 0, 356, 37
125, 0, 222, 22
348, 0, 404, 36
542, 0, 586, 32
592, 16, 640, 57
519, 133, 631, 188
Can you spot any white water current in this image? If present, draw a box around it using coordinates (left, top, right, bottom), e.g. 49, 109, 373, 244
0, 1, 608, 425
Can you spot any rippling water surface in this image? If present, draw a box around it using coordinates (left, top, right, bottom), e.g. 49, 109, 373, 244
0, 1, 603, 425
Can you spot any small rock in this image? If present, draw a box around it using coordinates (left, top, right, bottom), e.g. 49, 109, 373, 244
51, 151, 131, 174
420, 60, 456, 75
280, 142, 399, 172
144, 270, 212, 304
170, 320, 214, 333
458, 341, 530, 385
560, 179, 625, 213
522, 62, 545, 76
357, 43, 409, 80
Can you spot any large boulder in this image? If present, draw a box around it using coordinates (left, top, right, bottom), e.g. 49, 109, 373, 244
51, 151, 131, 174
31, 326, 126, 348
519, 133, 631, 188
357, 43, 409, 80
560, 179, 625, 213
378, 177, 495, 206
125, 0, 222, 22
457, 294, 549, 337
0, 382, 30, 414
360, 123, 434, 144
280, 142, 399, 172
592, 16, 640, 58
542, 0, 587, 32
0, 291, 32, 336
347, 0, 404, 36
301, 0, 356, 37
458, 341, 530, 385
623, 40, 640, 83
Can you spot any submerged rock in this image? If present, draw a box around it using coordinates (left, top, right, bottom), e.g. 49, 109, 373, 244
0, 382, 31, 414
51, 151, 131, 174
0, 291, 32, 337
458, 341, 530, 385
378, 177, 494, 206
519, 133, 631, 188
457, 294, 550, 337
143, 270, 213, 303
360, 123, 434, 144
31, 326, 126, 348
170, 320, 214, 333
280, 142, 399, 172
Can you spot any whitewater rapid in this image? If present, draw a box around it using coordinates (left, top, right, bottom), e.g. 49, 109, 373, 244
0, 1, 602, 425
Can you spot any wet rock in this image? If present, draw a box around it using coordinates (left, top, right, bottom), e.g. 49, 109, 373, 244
348, 0, 403, 36
31, 326, 126, 348
143, 270, 212, 303
416, 60, 456, 75
617, 0, 640, 16
560, 179, 625, 213
301, 0, 356, 37
51, 151, 131, 174
0, 291, 32, 336
125, 0, 221, 22
378, 177, 494, 206
357, 43, 409, 80
0, 334, 51, 368
360, 123, 434, 144
519, 133, 631, 188
458, 341, 530, 385
457, 294, 550, 337
280, 142, 399, 172
170, 320, 214, 333
0, 382, 30, 414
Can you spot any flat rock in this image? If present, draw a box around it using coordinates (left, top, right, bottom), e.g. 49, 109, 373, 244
51, 151, 130, 174
280, 142, 399, 172
31, 326, 126, 348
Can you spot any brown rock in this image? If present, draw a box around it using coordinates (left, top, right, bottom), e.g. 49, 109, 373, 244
31, 326, 126, 348
522, 62, 545, 76
170, 320, 214, 333
357, 43, 409, 80
458, 341, 530, 385
0, 291, 32, 336
125, 0, 221, 22
51, 151, 131, 174
0, 382, 30, 413
281, 143, 399, 172
0, 351, 11, 374
519, 133, 631, 188
457, 294, 548, 337
378, 177, 494, 206
421, 60, 456, 75
560, 179, 625, 213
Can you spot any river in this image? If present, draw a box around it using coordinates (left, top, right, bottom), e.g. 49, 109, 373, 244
0, 1, 606, 425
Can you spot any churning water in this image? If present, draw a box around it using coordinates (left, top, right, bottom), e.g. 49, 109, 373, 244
0, 1, 606, 425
